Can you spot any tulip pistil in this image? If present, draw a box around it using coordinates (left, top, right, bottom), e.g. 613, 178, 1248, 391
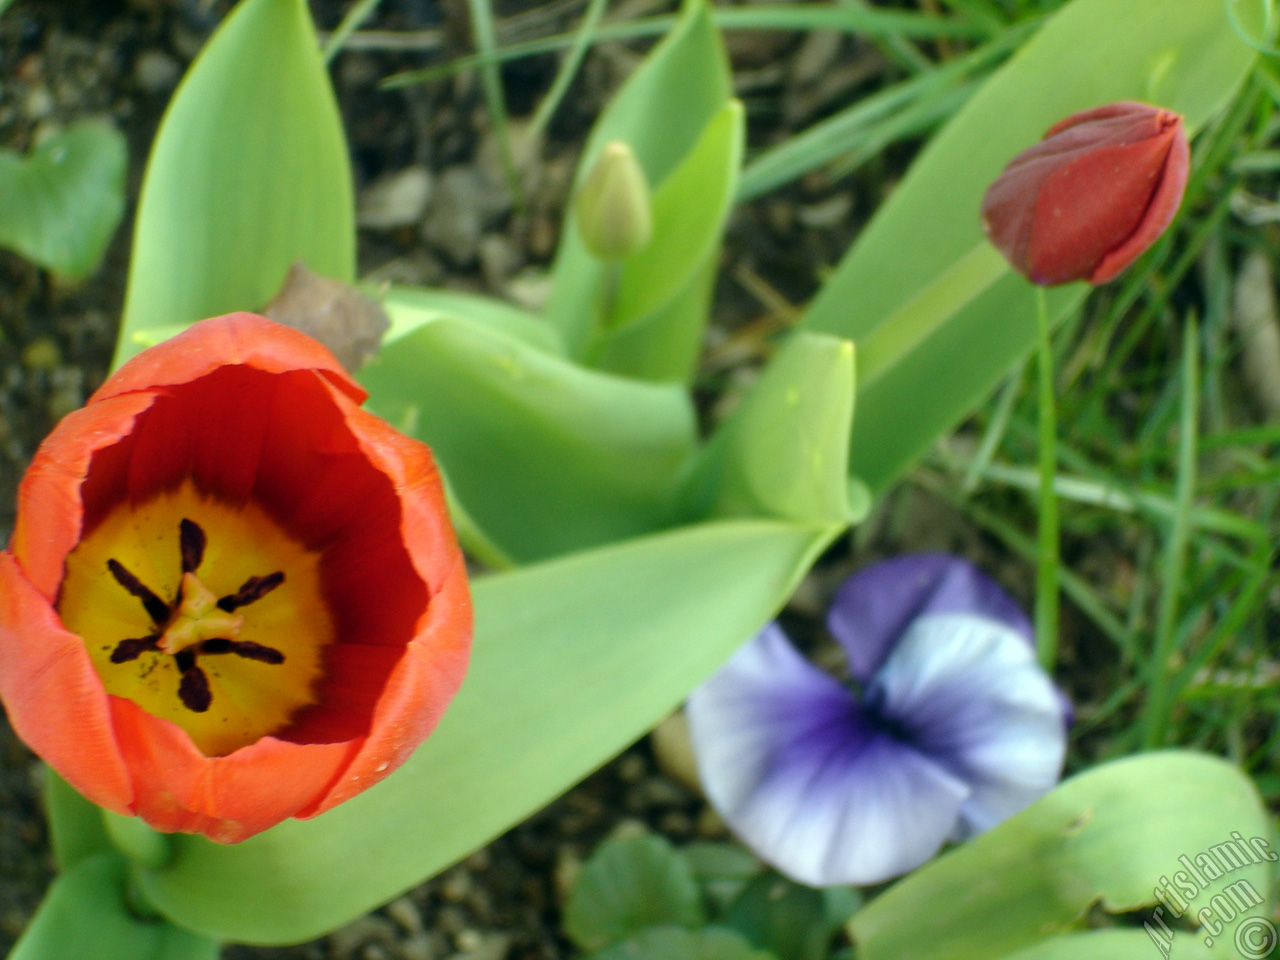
103, 520, 287, 714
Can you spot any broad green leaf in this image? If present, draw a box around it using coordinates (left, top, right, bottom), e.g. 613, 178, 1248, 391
993, 929, 1220, 960
802, 0, 1257, 493
565, 831, 705, 950
681, 332, 857, 527
133, 518, 842, 944
8, 853, 219, 960
117, 0, 354, 366
43, 769, 111, 872
590, 927, 778, 960
359, 310, 697, 562
0, 120, 125, 280
586, 100, 744, 381
724, 873, 850, 960
545, 0, 731, 356
850, 752, 1274, 960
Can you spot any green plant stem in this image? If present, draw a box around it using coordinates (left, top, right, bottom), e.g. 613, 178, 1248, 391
1139, 314, 1200, 749
1034, 286, 1059, 670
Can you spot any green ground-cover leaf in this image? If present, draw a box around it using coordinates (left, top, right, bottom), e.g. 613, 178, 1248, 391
545, 0, 731, 357
0, 120, 126, 280
850, 752, 1274, 960
802, 0, 1258, 493
132, 518, 844, 944
565, 831, 706, 950
8, 853, 218, 960
116, 0, 354, 366
590, 927, 778, 960
724, 873, 855, 960
359, 305, 698, 563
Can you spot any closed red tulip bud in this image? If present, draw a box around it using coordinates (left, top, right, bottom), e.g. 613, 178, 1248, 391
981, 101, 1189, 286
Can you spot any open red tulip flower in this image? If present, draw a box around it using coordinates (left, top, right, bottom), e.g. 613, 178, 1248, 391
0, 314, 472, 843
981, 101, 1190, 286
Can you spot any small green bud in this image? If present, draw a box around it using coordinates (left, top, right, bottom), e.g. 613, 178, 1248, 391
574, 140, 653, 261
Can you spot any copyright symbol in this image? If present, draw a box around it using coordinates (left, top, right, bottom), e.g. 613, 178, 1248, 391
1235, 917, 1277, 958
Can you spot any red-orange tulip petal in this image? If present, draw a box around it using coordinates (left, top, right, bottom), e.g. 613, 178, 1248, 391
981, 101, 1190, 286
0, 313, 472, 843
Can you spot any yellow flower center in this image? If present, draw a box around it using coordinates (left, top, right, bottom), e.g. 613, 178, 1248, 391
58, 481, 333, 757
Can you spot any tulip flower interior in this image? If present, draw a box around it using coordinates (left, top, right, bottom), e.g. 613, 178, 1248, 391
59, 481, 329, 756
0, 1, 1275, 959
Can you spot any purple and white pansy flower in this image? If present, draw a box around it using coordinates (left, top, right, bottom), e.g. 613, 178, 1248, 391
686, 553, 1069, 888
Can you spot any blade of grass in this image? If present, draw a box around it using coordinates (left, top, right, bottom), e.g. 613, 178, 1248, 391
1138, 313, 1200, 749
915, 471, 1137, 660
382, 5, 992, 89
836, 0, 932, 73
529, 0, 610, 135
827, 77, 981, 180
957, 460, 1266, 542
937, 0, 1009, 32
1200, 423, 1280, 449
1034, 287, 1061, 670
960, 359, 1025, 493
1174, 541, 1274, 691
738, 21, 1033, 199
324, 0, 388, 61
464, 0, 519, 198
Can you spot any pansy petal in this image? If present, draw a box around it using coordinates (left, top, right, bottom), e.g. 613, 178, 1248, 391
867, 612, 1067, 838
827, 554, 1032, 680
688, 625, 971, 886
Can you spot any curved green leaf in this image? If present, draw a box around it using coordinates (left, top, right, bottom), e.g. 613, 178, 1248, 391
802, 0, 1257, 492
850, 752, 1274, 960
117, 0, 354, 366
681, 332, 858, 527
359, 307, 697, 562
545, 0, 731, 356
8, 854, 219, 960
379, 284, 564, 355
43, 769, 111, 873
133, 518, 843, 943
0, 120, 126, 280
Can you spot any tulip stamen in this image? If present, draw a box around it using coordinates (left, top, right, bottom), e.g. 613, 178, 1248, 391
109, 633, 161, 664
106, 558, 171, 626
179, 517, 206, 574
217, 572, 285, 613
175, 648, 212, 713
